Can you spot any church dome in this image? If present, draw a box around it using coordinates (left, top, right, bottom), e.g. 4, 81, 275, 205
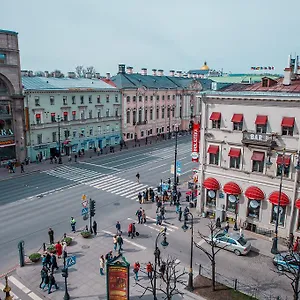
200, 61, 209, 71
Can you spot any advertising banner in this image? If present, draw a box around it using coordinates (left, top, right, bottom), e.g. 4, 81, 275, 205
191, 122, 200, 162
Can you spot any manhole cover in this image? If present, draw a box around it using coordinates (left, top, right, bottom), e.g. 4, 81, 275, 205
114, 202, 120, 206
82, 245, 90, 249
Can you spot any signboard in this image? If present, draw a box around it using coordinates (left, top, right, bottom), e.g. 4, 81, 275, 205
82, 194, 87, 201
81, 207, 88, 216
176, 161, 182, 175
191, 123, 200, 162
107, 254, 130, 300
66, 255, 76, 268
82, 200, 88, 208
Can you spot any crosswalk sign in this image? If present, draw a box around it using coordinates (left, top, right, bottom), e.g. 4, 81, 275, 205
66, 255, 76, 268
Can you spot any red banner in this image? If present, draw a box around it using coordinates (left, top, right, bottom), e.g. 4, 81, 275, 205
107, 265, 129, 300
191, 122, 200, 162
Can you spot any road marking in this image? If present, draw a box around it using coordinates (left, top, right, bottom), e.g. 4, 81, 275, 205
162, 170, 169, 174
9, 276, 31, 293
28, 292, 43, 300
79, 161, 120, 171
127, 218, 170, 235
0, 282, 19, 299
145, 216, 174, 231
148, 164, 167, 171
102, 230, 146, 250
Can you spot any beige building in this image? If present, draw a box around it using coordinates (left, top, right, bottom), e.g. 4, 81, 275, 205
196, 56, 300, 238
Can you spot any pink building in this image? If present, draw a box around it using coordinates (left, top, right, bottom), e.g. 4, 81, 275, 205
110, 64, 211, 141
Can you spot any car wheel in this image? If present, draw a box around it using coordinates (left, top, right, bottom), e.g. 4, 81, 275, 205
234, 249, 241, 256
277, 265, 284, 272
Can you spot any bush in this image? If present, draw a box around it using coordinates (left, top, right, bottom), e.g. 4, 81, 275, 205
47, 244, 56, 253
62, 237, 73, 246
29, 253, 41, 262
81, 231, 91, 238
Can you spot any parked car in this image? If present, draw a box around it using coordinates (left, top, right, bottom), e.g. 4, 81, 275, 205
273, 252, 300, 272
211, 232, 251, 256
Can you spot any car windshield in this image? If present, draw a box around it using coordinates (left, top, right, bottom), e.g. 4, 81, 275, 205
237, 237, 247, 246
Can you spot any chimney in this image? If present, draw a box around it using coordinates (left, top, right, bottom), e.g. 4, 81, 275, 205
152, 69, 157, 76
28, 70, 34, 77
126, 66, 133, 74
158, 69, 164, 76
44, 71, 49, 77
118, 64, 126, 74
169, 70, 175, 77
177, 71, 182, 77
141, 68, 147, 75
86, 73, 92, 79
106, 72, 111, 79
188, 73, 191, 78
95, 73, 101, 79
21, 70, 28, 77
68, 72, 76, 79
294, 55, 299, 74
283, 54, 292, 85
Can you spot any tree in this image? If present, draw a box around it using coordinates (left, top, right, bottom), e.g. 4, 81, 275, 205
194, 220, 228, 291
75, 65, 85, 78
86, 66, 96, 76
136, 256, 187, 300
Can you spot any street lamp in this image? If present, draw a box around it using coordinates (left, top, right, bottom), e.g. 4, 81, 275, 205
173, 126, 179, 196
154, 227, 168, 300
182, 212, 194, 291
57, 115, 62, 164
62, 254, 70, 300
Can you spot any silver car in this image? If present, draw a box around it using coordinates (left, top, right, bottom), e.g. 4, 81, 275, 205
212, 232, 252, 256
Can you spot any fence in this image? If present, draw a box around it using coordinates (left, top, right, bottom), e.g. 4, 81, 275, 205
197, 264, 288, 300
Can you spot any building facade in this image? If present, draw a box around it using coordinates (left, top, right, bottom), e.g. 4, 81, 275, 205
0, 29, 25, 163
111, 64, 211, 141
23, 75, 121, 161
196, 58, 300, 238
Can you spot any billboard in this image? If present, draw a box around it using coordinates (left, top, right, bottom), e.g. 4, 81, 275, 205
191, 122, 200, 162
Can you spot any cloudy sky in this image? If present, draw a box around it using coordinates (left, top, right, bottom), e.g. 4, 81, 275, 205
1, 0, 299, 75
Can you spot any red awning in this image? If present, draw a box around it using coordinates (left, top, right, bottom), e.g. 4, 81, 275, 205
223, 182, 241, 195
228, 148, 241, 158
231, 114, 243, 123
207, 145, 219, 154
245, 186, 265, 200
268, 191, 290, 206
251, 151, 265, 161
255, 115, 268, 125
295, 199, 300, 209
281, 117, 295, 127
203, 178, 220, 190
210, 112, 221, 121
276, 155, 291, 166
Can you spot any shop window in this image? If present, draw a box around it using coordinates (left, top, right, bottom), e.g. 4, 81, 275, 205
271, 205, 286, 226
89, 96, 92, 104
35, 97, 40, 106
63, 96, 68, 105
50, 96, 55, 105
206, 190, 216, 208
72, 96, 76, 104
247, 200, 260, 219
226, 194, 238, 213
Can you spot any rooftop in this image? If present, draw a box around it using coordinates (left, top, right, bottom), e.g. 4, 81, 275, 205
0, 29, 18, 35
22, 76, 117, 91
208, 74, 281, 84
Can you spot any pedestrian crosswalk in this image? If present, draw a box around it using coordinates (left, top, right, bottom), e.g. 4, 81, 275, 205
42, 165, 156, 201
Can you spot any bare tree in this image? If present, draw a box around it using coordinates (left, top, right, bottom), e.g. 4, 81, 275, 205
86, 66, 96, 76
75, 65, 85, 78
194, 220, 227, 291
274, 252, 300, 300
136, 256, 187, 300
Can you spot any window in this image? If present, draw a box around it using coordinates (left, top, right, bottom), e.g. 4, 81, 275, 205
63, 112, 68, 121
89, 127, 93, 135
172, 107, 175, 118
145, 108, 148, 121
252, 151, 265, 173
282, 126, 294, 136
262, 78, 268, 87
167, 95, 170, 100
89, 110, 93, 118
115, 94, 119, 103
64, 130, 70, 139
150, 96, 153, 101
36, 114, 41, 124
271, 205, 286, 226
133, 110, 137, 124
106, 109, 110, 117
133, 96, 136, 102
80, 96, 84, 104
72, 96, 76, 104
97, 95, 101, 104
63, 96, 67, 105
210, 112, 221, 129
141, 131, 144, 137
73, 130, 76, 138
255, 115, 268, 133
281, 117, 295, 136
97, 110, 101, 118
276, 155, 291, 178
72, 111, 76, 120
256, 124, 267, 134
89, 96, 92, 104
35, 97, 40, 106
106, 125, 110, 132
228, 148, 241, 169
50, 96, 55, 105
156, 95, 160, 101
180, 107, 182, 119
37, 134, 43, 144
51, 113, 56, 123
138, 109, 142, 123
0, 53, 6, 64
212, 119, 220, 129
206, 190, 216, 208
162, 95, 165, 100
139, 96, 142, 102
115, 108, 119, 117
150, 108, 153, 120
208, 145, 219, 165
172, 95, 175, 100
162, 107, 165, 119
80, 111, 85, 120
126, 96, 130, 103
80, 128, 85, 137
162, 127, 164, 133
156, 108, 159, 119
233, 121, 243, 131
247, 200, 260, 219
145, 96, 148, 102
52, 132, 57, 142
226, 195, 238, 213
167, 107, 170, 118
98, 126, 101, 135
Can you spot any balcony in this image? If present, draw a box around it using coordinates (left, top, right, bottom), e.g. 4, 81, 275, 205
242, 131, 277, 148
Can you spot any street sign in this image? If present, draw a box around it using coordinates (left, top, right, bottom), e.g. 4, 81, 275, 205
176, 161, 182, 175
82, 200, 88, 208
66, 255, 76, 268
81, 207, 88, 216
171, 164, 174, 174
82, 194, 87, 201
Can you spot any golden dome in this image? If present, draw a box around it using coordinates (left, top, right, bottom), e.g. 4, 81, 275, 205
200, 61, 209, 71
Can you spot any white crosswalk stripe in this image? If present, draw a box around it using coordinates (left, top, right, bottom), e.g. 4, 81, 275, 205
43, 166, 156, 200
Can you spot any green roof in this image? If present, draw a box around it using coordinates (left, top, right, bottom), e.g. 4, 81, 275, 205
208, 74, 281, 84
0, 29, 18, 35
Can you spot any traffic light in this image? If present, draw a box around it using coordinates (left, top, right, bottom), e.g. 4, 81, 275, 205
62, 267, 68, 278
90, 199, 96, 217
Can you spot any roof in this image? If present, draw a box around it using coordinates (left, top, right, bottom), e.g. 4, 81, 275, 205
188, 69, 210, 75
208, 74, 281, 84
218, 83, 253, 92
0, 29, 18, 35
22, 77, 117, 91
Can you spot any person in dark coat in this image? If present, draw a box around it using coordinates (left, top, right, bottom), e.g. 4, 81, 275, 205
216, 217, 221, 229
48, 273, 59, 294
40, 266, 49, 289
178, 207, 183, 222
48, 228, 54, 244
45, 252, 52, 268
92, 220, 97, 235
51, 253, 58, 273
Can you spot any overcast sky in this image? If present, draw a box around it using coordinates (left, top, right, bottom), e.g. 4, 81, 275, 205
1, 0, 299, 75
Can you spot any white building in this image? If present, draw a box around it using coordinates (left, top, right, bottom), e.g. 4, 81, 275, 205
196, 57, 300, 238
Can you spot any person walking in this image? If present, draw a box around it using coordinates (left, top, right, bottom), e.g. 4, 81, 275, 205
224, 221, 230, 234
133, 261, 140, 281
136, 172, 140, 183
288, 232, 294, 252
99, 255, 105, 275
117, 234, 124, 252
92, 220, 97, 235
156, 200, 162, 213
48, 273, 59, 294
113, 235, 118, 251
45, 252, 52, 269
178, 206, 182, 222
116, 221, 121, 234
141, 209, 146, 224
146, 262, 153, 279
55, 241, 62, 259
50, 253, 58, 273
20, 162, 25, 173
138, 192, 142, 204
70, 217, 76, 232
48, 228, 54, 245
293, 237, 299, 253
62, 242, 68, 258
154, 248, 161, 267
39, 266, 49, 289
159, 261, 166, 279
136, 207, 142, 224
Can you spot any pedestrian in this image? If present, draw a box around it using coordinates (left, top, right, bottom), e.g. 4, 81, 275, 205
175, 202, 180, 214
154, 247, 161, 267
288, 232, 294, 252
224, 221, 230, 234
146, 262, 153, 279
42, 253, 47, 267
132, 223, 136, 239
239, 226, 244, 238
160, 206, 165, 220
99, 255, 105, 275
216, 217, 221, 228
105, 250, 113, 262
113, 235, 118, 251
142, 191, 146, 204
74, 154, 77, 162
70, 217, 76, 232
45, 252, 52, 269
178, 206, 182, 221
136, 172, 140, 183
116, 221, 121, 234
48, 272, 59, 294
168, 178, 171, 189
133, 261, 140, 281
48, 228, 54, 245
184, 206, 189, 221
128, 223, 133, 238
142, 209, 146, 224
156, 200, 162, 213
39, 266, 49, 289
156, 214, 161, 225
117, 234, 124, 252
62, 242, 68, 258
159, 261, 166, 279
138, 192, 142, 204
92, 220, 97, 235
20, 162, 25, 173
178, 190, 182, 202
50, 253, 58, 273
293, 237, 299, 253
55, 241, 62, 258
136, 207, 142, 224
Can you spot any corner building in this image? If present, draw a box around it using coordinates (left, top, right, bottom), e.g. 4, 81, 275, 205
0, 29, 25, 163
197, 57, 300, 238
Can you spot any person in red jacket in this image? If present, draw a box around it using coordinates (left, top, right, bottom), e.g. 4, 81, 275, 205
293, 237, 299, 253
146, 262, 153, 279
128, 223, 136, 239
55, 241, 62, 258
133, 261, 140, 281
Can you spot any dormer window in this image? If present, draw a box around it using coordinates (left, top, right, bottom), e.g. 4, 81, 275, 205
262, 78, 268, 87
210, 112, 221, 129
231, 114, 243, 131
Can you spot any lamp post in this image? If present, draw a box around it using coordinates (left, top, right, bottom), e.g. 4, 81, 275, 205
168, 107, 171, 140
173, 126, 178, 196
154, 227, 168, 300
57, 115, 62, 164
182, 212, 194, 291
62, 254, 70, 300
